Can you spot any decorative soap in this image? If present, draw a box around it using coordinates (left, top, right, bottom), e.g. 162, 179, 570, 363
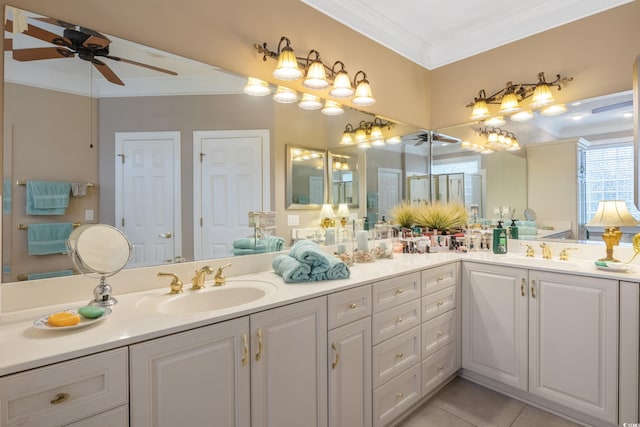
78, 306, 105, 319
47, 312, 81, 327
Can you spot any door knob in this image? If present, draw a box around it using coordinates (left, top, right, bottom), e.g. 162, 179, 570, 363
158, 232, 172, 238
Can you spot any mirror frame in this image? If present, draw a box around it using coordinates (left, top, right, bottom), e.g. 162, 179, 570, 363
285, 144, 327, 210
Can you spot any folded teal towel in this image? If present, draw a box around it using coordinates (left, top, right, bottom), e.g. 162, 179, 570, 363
3, 178, 11, 215
517, 226, 537, 235
233, 236, 285, 252
326, 257, 350, 280
272, 254, 311, 283
233, 247, 268, 256
289, 240, 330, 274
26, 181, 71, 215
28, 269, 73, 280
27, 222, 73, 255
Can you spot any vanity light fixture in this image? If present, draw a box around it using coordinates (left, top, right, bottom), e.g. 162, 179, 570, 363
273, 86, 298, 103
321, 100, 344, 116
385, 135, 402, 145
340, 124, 355, 145
468, 72, 573, 122
484, 115, 506, 126
254, 36, 375, 107
243, 77, 271, 96
463, 127, 521, 154
340, 118, 394, 148
298, 93, 323, 110
587, 200, 639, 261
509, 110, 534, 122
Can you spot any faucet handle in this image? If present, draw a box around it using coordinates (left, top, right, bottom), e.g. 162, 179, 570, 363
559, 247, 578, 261
520, 243, 535, 257
539, 242, 552, 259
215, 263, 232, 286
157, 272, 183, 294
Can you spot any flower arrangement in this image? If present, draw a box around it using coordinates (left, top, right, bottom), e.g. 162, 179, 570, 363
389, 201, 468, 231
389, 201, 417, 228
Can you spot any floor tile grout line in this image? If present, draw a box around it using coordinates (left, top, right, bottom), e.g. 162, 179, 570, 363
438, 404, 480, 426
509, 404, 527, 427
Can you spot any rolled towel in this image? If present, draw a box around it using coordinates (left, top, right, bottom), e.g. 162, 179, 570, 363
272, 254, 311, 283
288, 240, 330, 274
266, 236, 285, 252
326, 257, 350, 280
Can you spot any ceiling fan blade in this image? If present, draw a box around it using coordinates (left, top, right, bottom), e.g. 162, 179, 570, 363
105, 55, 178, 76
5, 19, 72, 47
12, 47, 73, 61
83, 34, 110, 49
5, 38, 13, 51
92, 58, 124, 86
34, 17, 76, 29
592, 100, 633, 114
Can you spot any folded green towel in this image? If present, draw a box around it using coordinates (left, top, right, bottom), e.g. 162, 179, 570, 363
272, 254, 311, 283
289, 240, 330, 274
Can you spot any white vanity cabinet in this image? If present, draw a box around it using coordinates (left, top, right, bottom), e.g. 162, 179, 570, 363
327, 285, 372, 427
462, 262, 619, 424
129, 317, 250, 427
0, 348, 128, 427
250, 296, 328, 427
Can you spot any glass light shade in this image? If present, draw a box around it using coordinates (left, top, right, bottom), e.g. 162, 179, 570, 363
320, 203, 336, 218
358, 140, 371, 149
484, 115, 505, 126
303, 60, 329, 89
371, 139, 386, 147
370, 124, 384, 141
354, 128, 368, 143
510, 110, 534, 122
336, 203, 350, 218
329, 70, 354, 98
499, 91, 522, 114
321, 100, 344, 116
298, 93, 323, 110
243, 77, 271, 96
539, 103, 567, 116
587, 200, 638, 227
352, 80, 375, 106
273, 46, 303, 81
385, 136, 402, 145
506, 140, 521, 151
340, 131, 354, 145
470, 99, 490, 120
487, 132, 499, 143
529, 83, 555, 109
273, 86, 298, 103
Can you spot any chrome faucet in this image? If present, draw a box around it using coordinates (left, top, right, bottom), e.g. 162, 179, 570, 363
214, 263, 232, 286
540, 242, 552, 260
191, 266, 215, 289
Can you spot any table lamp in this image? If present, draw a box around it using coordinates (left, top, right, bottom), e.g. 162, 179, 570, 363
336, 203, 350, 227
320, 204, 336, 228
586, 200, 638, 262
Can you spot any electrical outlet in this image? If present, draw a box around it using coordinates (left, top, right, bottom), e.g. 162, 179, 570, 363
287, 215, 299, 226
85, 209, 94, 221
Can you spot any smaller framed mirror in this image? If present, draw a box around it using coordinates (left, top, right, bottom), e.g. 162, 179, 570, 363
328, 148, 360, 207
286, 145, 327, 209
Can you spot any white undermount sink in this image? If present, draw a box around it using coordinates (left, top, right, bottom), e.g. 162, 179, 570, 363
136, 280, 276, 314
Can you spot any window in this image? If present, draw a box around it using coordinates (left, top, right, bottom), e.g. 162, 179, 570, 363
585, 144, 640, 221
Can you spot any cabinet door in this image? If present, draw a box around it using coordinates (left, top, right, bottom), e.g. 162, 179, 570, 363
251, 297, 328, 427
529, 271, 618, 424
462, 263, 528, 391
129, 317, 250, 427
328, 317, 372, 427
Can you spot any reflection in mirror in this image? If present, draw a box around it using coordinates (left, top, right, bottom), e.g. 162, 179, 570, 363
328, 147, 359, 207
286, 145, 326, 209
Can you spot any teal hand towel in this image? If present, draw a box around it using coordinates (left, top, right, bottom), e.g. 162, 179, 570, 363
28, 269, 74, 280
27, 222, 73, 255
326, 257, 350, 280
3, 178, 11, 215
288, 240, 330, 274
26, 181, 71, 215
272, 254, 311, 283
233, 237, 267, 250
517, 226, 538, 235
233, 247, 268, 256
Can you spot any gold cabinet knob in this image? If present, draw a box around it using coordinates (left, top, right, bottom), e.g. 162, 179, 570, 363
348, 303, 357, 309
395, 352, 404, 358
395, 288, 404, 295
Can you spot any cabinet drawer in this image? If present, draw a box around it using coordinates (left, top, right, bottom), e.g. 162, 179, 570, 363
422, 286, 456, 322
422, 342, 457, 397
372, 299, 421, 345
328, 284, 372, 329
372, 326, 421, 389
373, 364, 421, 427
0, 348, 128, 427
66, 405, 129, 427
422, 263, 459, 295
372, 272, 420, 313
422, 309, 456, 359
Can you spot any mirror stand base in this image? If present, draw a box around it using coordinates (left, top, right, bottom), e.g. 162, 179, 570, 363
89, 278, 118, 307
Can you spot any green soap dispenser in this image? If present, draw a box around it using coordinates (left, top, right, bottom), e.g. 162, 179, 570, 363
509, 219, 519, 239
493, 221, 508, 254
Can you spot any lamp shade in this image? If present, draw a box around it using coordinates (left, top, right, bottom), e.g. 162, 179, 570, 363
298, 93, 323, 110
329, 70, 354, 98
498, 91, 521, 114
321, 100, 344, 116
336, 203, 350, 217
587, 200, 638, 227
273, 46, 303, 81
243, 77, 271, 96
272, 86, 298, 103
352, 79, 375, 106
320, 204, 336, 219
530, 82, 555, 108
303, 59, 329, 89
340, 130, 354, 145
470, 99, 490, 121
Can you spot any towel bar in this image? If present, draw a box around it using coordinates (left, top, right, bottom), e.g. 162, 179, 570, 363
18, 222, 81, 230
16, 180, 95, 187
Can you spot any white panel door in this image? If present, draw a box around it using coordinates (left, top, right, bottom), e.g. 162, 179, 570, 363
193, 130, 270, 260
377, 168, 402, 220
529, 271, 618, 423
462, 263, 528, 391
115, 131, 181, 267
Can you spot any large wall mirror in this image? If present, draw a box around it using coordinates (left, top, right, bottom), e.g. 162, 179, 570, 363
286, 145, 326, 209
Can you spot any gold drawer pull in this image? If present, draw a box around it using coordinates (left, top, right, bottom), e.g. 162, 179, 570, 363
50, 392, 70, 405
241, 333, 248, 366
436, 276, 444, 282
436, 301, 444, 307
348, 303, 357, 309
255, 328, 263, 361
520, 278, 526, 297
396, 392, 404, 399
437, 364, 444, 370
396, 317, 403, 323
395, 352, 404, 358
530, 280, 536, 299
436, 329, 444, 336
332, 342, 340, 369
395, 288, 403, 295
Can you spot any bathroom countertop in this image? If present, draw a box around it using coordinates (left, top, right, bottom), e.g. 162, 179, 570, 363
1, 247, 638, 377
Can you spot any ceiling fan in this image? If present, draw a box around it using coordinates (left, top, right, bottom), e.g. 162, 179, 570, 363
413, 132, 461, 146
5, 18, 177, 86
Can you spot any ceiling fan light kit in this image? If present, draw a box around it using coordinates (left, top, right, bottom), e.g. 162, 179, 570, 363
6, 16, 177, 86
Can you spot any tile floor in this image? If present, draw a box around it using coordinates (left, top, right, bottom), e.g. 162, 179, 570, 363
396, 377, 584, 427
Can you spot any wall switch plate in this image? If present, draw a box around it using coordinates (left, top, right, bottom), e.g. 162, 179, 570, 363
85, 209, 94, 221
287, 215, 299, 226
